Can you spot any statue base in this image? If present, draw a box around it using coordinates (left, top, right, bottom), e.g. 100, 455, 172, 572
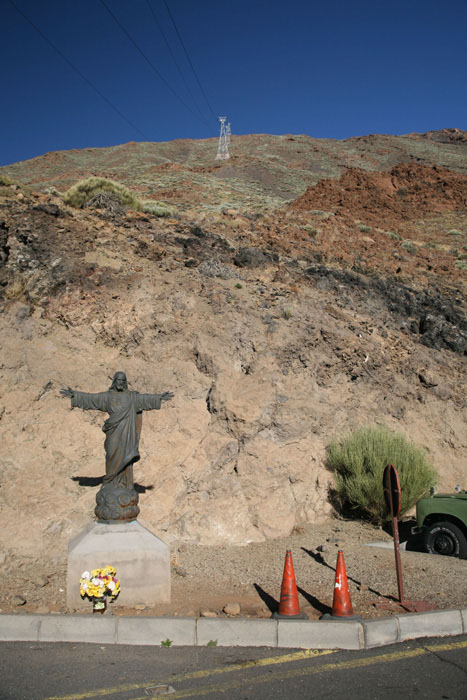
66, 520, 171, 610
95, 483, 140, 521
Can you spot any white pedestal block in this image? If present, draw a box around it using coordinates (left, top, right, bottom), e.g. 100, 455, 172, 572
66, 521, 170, 610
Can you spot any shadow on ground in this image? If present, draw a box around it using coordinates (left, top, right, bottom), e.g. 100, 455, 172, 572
383, 518, 426, 552
254, 582, 331, 617
301, 547, 394, 602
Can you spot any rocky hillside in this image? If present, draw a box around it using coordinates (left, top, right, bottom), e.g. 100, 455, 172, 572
0, 130, 466, 569
2, 128, 467, 214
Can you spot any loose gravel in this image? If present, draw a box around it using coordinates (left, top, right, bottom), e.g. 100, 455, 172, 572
1, 519, 465, 620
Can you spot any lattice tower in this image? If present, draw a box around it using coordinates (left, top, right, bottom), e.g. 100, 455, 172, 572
215, 116, 230, 160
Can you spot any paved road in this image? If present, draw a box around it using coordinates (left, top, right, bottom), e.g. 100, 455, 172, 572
1, 636, 466, 700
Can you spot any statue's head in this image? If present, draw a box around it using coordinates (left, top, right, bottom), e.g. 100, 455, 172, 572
110, 371, 128, 392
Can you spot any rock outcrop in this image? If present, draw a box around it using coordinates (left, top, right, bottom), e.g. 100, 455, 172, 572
0, 134, 466, 564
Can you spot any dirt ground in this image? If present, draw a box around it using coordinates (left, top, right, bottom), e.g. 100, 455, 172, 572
2, 518, 465, 621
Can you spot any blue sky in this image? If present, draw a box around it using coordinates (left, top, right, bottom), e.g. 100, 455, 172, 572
2, 0, 466, 166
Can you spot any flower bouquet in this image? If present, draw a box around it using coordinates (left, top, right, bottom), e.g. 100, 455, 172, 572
80, 566, 120, 613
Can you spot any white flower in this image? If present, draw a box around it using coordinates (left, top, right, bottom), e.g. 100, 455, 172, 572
98, 579, 105, 587
81, 571, 91, 579
92, 577, 100, 586
81, 582, 88, 591
107, 580, 116, 591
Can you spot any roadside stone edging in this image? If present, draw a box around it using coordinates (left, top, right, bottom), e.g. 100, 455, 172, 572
0, 609, 466, 649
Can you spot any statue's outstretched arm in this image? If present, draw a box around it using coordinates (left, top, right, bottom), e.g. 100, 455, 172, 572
60, 387, 74, 398
137, 391, 174, 411
60, 389, 109, 411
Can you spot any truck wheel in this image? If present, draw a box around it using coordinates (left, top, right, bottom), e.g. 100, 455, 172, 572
424, 521, 467, 558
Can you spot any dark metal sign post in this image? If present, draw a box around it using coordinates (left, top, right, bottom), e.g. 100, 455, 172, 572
383, 464, 404, 603
376, 464, 437, 613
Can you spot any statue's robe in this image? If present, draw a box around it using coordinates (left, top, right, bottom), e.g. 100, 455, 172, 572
71, 390, 163, 487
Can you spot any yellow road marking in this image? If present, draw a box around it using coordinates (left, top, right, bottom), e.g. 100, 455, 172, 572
45, 649, 335, 700
45, 638, 467, 700
132, 643, 467, 700
131, 649, 426, 699
426, 640, 467, 652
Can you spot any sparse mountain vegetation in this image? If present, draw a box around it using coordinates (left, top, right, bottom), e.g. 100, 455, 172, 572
63, 176, 172, 217
328, 426, 438, 524
140, 200, 173, 217
0, 174, 19, 187
63, 176, 141, 209
401, 240, 418, 254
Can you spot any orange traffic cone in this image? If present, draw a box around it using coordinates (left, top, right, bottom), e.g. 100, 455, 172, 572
321, 550, 360, 620
331, 550, 353, 617
273, 550, 307, 619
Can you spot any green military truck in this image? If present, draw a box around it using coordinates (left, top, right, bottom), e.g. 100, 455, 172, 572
415, 489, 467, 558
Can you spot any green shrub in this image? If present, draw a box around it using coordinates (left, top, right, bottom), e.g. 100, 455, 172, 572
0, 174, 21, 187
384, 231, 402, 241
43, 186, 60, 196
63, 177, 141, 210
327, 426, 438, 523
401, 240, 417, 255
0, 173, 21, 194
140, 200, 173, 217
455, 259, 467, 270
302, 225, 318, 238
448, 229, 462, 236
357, 224, 372, 233
63, 177, 173, 217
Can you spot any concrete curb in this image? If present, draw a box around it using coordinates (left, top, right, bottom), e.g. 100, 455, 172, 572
1, 609, 466, 648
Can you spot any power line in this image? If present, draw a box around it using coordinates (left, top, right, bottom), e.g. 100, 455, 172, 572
145, 0, 208, 123
9, 0, 150, 141
163, 0, 217, 121
99, 0, 212, 129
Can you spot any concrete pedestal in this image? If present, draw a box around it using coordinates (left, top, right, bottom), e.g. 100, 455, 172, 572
67, 521, 170, 610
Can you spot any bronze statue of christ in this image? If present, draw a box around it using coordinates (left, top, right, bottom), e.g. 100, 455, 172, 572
61, 371, 173, 521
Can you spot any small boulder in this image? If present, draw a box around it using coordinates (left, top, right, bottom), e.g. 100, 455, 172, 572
223, 602, 240, 616
35, 575, 49, 588
32, 203, 61, 217
234, 247, 278, 268
13, 595, 26, 606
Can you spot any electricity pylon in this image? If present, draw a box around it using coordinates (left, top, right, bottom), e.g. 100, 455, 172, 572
215, 116, 230, 160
